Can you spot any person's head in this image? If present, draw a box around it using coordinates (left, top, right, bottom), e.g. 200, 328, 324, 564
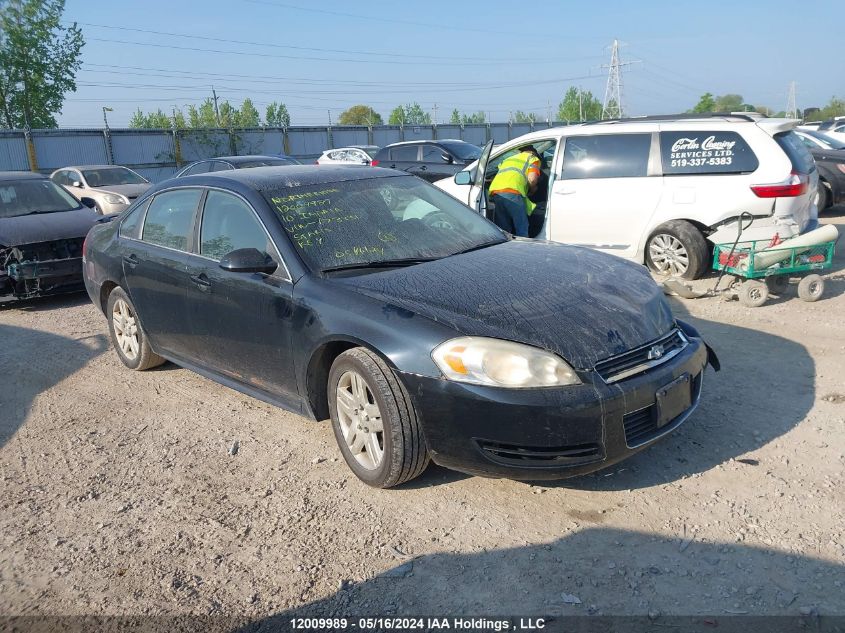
518, 145, 540, 157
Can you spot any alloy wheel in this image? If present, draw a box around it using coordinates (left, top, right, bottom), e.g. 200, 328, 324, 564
112, 298, 140, 361
648, 234, 690, 276
335, 370, 384, 470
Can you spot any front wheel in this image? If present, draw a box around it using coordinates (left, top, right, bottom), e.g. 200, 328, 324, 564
645, 221, 710, 280
327, 348, 429, 488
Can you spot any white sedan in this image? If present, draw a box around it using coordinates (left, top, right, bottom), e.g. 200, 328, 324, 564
316, 146, 379, 165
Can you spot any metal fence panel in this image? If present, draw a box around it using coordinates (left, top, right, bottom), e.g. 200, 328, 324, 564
462, 125, 488, 146
178, 130, 232, 162
235, 129, 284, 156
401, 126, 434, 142
489, 124, 510, 144
434, 125, 462, 140
510, 124, 532, 139
32, 131, 109, 169
0, 133, 29, 171
111, 131, 174, 166
331, 127, 370, 148
372, 127, 402, 147
287, 128, 330, 158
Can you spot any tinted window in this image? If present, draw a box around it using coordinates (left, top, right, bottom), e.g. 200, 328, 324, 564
562, 134, 651, 179
661, 131, 759, 175
82, 167, 148, 186
421, 145, 449, 163
200, 191, 274, 261
0, 179, 82, 218
51, 171, 67, 186
389, 146, 418, 161
119, 200, 150, 239
774, 132, 816, 174
141, 189, 202, 251
439, 141, 482, 161
182, 162, 211, 176
264, 175, 505, 272
236, 158, 298, 168
68, 171, 83, 185
208, 161, 232, 172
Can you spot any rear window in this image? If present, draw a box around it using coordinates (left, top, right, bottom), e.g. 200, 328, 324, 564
660, 131, 758, 175
562, 134, 651, 179
389, 146, 418, 161
774, 132, 816, 174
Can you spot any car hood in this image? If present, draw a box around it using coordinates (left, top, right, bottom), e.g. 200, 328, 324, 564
0, 207, 101, 246
96, 183, 151, 198
335, 240, 675, 369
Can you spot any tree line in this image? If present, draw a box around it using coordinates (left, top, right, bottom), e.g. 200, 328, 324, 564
128, 98, 290, 129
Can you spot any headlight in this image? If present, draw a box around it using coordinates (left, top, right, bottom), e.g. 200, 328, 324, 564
431, 336, 581, 388
104, 194, 127, 204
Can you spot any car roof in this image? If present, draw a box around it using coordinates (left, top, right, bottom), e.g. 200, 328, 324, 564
173, 165, 404, 190
192, 155, 287, 164
382, 140, 454, 148
59, 165, 126, 171
0, 171, 47, 181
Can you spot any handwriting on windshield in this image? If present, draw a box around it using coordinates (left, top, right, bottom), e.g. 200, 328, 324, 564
270, 191, 362, 249
334, 245, 384, 259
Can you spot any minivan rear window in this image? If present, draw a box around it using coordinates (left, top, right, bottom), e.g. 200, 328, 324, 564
660, 131, 758, 175
774, 131, 816, 175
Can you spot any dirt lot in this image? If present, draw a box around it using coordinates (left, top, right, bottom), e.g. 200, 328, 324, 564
1, 211, 843, 628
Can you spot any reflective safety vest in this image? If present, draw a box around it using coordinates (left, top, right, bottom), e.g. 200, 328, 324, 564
489, 151, 541, 215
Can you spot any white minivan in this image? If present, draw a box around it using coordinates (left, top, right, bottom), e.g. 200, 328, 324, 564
435, 114, 819, 279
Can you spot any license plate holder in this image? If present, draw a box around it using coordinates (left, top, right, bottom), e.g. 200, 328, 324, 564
655, 373, 692, 428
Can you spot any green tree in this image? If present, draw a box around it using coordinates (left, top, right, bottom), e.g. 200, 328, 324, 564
388, 102, 431, 125
0, 0, 84, 129
557, 87, 602, 122
513, 111, 536, 124
818, 96, 845, 119
690, 92, 716, 113
218, 101, 236, 127
714, 94, 744, 112
448, 110, 485, 124
128, 108, 176, 129
188, 99, 218, 128
265, 101, 290, 127
338, 104, 383, 125
449, 108, 461, 124
237, 98, 261, 127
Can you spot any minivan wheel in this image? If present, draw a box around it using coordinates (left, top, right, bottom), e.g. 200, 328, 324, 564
327, 347, 429, 488
646, 221, 709, 280
106, 287, 165, 370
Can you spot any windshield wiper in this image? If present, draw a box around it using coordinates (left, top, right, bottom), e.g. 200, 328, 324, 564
321, 257, 438, 274
448, 240, 505, 257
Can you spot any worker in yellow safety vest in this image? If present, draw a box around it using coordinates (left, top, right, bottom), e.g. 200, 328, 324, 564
488, 145, 541, 237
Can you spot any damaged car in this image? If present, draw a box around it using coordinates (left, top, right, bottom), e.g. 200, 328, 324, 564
1, 171, 100, 300
83, 166, 718, 488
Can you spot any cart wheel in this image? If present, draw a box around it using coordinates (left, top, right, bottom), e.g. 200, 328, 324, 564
739, 280, 769, 307
797, 274, 824, 302
765, 275, 789, 295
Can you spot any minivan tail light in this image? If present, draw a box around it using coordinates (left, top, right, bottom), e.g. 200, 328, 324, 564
371, 159, 380, 167
750, 170, 808, 198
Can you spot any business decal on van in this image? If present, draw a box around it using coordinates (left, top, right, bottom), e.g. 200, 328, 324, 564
669, 135, 737, 168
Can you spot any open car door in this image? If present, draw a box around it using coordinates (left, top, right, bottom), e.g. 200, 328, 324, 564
469, 140, 494, 220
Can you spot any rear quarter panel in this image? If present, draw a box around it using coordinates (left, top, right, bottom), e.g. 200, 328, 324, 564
83, 220, 124, 314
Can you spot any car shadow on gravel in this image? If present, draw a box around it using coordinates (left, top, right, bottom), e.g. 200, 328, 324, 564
236, 527, 843, 631
0, 323, 108, 449
548, 299, 815, 492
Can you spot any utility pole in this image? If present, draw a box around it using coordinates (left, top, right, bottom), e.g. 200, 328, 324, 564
578, 88, 583, 121
786, 81, 797, 119
432, 103, 438, 125
601, 39, 639, 119
102, 106, 114, 165
211, 86, 221, 126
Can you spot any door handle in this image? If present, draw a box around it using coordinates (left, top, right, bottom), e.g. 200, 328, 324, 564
122, 254, 139, 269
418, 165, 427, 171
553, 188, 576, 195
189, 273, 211, 291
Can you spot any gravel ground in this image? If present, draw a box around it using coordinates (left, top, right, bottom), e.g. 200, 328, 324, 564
0, 211, 843, 628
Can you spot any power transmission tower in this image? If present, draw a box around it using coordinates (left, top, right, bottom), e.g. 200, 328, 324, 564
601, 39, 638, 119
786, 81, 797, 119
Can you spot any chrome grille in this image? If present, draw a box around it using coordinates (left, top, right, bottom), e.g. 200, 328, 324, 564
594, 329, 687, 383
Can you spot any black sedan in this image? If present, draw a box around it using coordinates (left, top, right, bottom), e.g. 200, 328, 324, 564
372, 140, 482, 183
174, 154, 300, 178
1, 171, 100, 300
796, 129, 845, 210
83, 166, 716, 488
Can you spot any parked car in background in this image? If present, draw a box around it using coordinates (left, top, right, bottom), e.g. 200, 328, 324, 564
82, 165, 716, 488
51, 165, 151, 215
795, 129, 845, 210
372, 140, 482, 183
815, 118, 845, 145
175, 155, 300, 177
317, 146, 379, 165
1, 172, 100, 300
436, 113, 819, 280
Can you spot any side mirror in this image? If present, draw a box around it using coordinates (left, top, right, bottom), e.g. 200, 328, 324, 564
72, 180, 83, 188
81, 198, 97, 209
219, 248, 278, 275
454, 171, 471, 185
441, 153, 454, 164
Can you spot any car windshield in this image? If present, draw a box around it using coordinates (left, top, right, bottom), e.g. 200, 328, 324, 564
440, 141, 482, 161
0, 179, 82, 218
264, 175, 506, 273
82, 167, 148, 186
361, 148, 379, 158
238, 158, 299, 168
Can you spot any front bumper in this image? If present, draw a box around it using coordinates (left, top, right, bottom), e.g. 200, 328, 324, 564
1, 256, 84, 299
400, 334, 708, 480
99, 200, 130, 215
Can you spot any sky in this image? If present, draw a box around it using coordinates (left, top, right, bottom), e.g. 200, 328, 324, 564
57, 0, 842, 128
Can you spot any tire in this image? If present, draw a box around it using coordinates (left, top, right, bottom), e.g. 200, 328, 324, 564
105, 287, 165, 370
645, 221, 710, 280
816, 182, 831, 211
797, 274, 825, 302
327, 347, 429, 488
765, 275, 789, 295
738, 279, 769, 308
